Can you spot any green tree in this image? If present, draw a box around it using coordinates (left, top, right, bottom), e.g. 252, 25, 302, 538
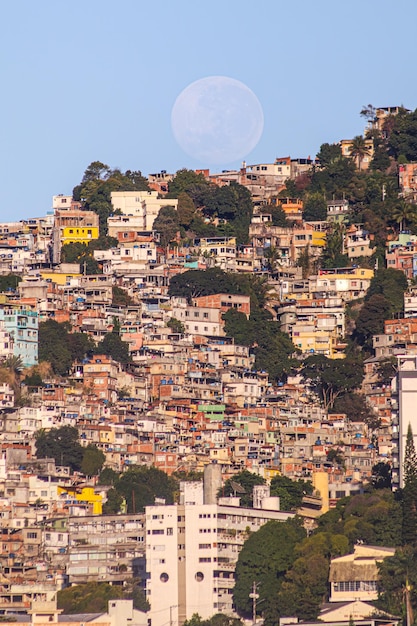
67, 332, 95, 362
58, 576, 149, 612
60, 242, 101, 275
167, 168, 210, 198
169, 268, 243, 302
73, 162, 149, 235
81, 445, 105, 477
233, 518, 306, 625
402, 423, 417, 545
278, 532, 346, 621
321, 224, 349, 268
316, 489, 402, 548
371, 462, 392, 490
354, 294, 391, 352
391, 199, 417, 232
330, 392, 378, 425
376, 357, 397, 386
270, 475, 313, 511
377, 546, 417, 619
297, 245, 314, 279
222, 309, 253, 347
220, 470, 266, 507
311, 147, 356, 199
184, 615, 243, 626
98, 467, 119, 486
103, 488, 124, 514
167, 317, 185, 334
388, 108, 417, 162
153, 205, 179, 250
301, 354, 364, 410
23, 370, 44, 388
0, 274, 21, 292
348, 135, 372, 171
115, 466, 178, 513
177, 192, 196, 229
303, 192, 327, 221
366, 268, 408, 316
35, 426, 84, 472
316, 143, 343, 168
38, 320, 73, 375
96, 331, 130, 366
263, 246, 281, 275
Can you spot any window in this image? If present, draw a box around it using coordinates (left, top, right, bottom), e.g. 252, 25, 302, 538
166, 528, 173, 535
199, 543, 211, 549
152, 529, 164, 535
27, 532, 38, 539
160, 573, 169, 583
334, 581, 377, 592
195, 572, 205, 581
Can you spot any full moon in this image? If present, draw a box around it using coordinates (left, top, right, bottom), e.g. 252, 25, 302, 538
171, 76, 264, 165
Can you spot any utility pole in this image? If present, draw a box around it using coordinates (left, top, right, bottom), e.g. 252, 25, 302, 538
249, 581, 259, 626
169, 604, 178, 626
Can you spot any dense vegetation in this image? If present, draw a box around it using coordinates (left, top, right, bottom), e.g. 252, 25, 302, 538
169, 267, 296, 381
73, 162, 149, 234
234, 488, 403, 625
35, 426, 105, 474
220, 470, 313, 510
57, 581, 149, 613
38, 319, 130, 375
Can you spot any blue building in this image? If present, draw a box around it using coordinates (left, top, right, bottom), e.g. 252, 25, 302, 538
0, 306, 38, 367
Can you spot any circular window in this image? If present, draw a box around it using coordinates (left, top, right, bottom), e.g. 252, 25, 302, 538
195, 572, 204, 582
160, 573, 169, 583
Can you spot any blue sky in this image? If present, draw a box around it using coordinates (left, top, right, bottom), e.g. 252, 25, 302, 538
1, 0, 416, 221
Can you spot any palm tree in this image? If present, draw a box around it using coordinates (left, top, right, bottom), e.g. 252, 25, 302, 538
348, 135, 372, 170
391, 200, 417, 232
0, 355, 24, 405
263, 246, 281, 276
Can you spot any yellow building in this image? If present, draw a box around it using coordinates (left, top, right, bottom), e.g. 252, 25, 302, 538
292, 324, 342, 359
58, 485, 102, 515
311, 230, 326, 247
61, 226, 99, 245
40, 269, 81, 286
340, 138, 374, 170
312, 471, 329, 513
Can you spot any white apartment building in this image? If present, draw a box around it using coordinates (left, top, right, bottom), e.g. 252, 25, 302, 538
391, 354, 417, 488
172, 306, 225, 337
110, 191, 178, 231
145, 480, 294, 626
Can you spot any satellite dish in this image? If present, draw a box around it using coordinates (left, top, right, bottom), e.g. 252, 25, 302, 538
230, 480, 246, 494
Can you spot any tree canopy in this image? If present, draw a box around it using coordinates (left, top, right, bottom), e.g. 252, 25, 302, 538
57, 581, 149, 613
101, 465, 178, 514
38, 320, 94, 375
301, 354, 364, 409
35, 426, 84, 472
233, 518, 306, 625
219, 470, 266, 507
73, 162, 149, 235
270, 475, 313, 511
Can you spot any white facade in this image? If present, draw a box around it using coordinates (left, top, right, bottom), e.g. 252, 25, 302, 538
172, 306, 225, 337
146, 488, 293, 626
110, 191, 178, 231
391, 355, 417, 488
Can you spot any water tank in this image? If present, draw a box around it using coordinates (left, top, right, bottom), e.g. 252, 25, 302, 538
203, 463, 222, 505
